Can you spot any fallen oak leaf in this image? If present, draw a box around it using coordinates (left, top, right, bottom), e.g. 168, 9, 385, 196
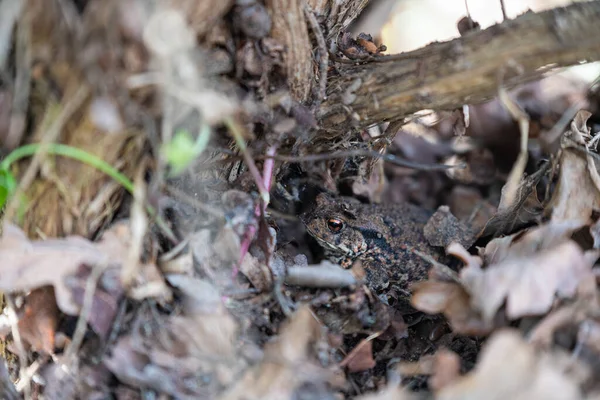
218, 306, 331, 400
0, 224, 111, 315
17, 286, 59, 354
481, 221, 583, 266
411, 280, 492, 336
0, 222, 134, 330
437, 329, 586, 400
339, 334, 378, 373
413, 236, 597, 333
550, 110, 600, 224
355, 384, 417, 400
428, 349, 462, 393
478, 161, 548, 238
463, 240, 598, 321
105, 277, 241, 398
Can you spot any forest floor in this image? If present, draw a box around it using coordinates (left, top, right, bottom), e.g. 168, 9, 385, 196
2, 0, 600, 399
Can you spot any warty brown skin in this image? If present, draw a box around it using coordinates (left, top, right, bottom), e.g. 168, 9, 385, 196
300, 192, 444, 295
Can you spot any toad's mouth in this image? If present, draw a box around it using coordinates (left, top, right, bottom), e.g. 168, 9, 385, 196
305, 226, 356, 257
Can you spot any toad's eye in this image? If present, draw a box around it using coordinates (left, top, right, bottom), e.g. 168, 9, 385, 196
327, 218, 345, 233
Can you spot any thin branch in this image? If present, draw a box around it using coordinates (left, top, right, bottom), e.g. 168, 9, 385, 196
304, 3, 328, 105
320, 1, 600, 131
499, 0, 508, 21
5, 2, 30, 150
224, 118, 270, 204
261, 149, 465, 171
5, 295, 30, 399
64, 262, 107, 362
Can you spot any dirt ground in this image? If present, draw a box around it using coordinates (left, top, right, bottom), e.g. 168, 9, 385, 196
2, 0, 600, 399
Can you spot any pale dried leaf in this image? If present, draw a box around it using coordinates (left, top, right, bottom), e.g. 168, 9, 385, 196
166, 275, 238, 357
429, 349, 462, 393
481, 221, 582, 266
551, 110, 600, 224
339, 338, 376, 373
463, 241, 596, 321
355, 385, 417, 400
218, 306, 328, 400
411, 280, 492, 335
438, 330, 584, 400
0, 223, 129, 315
479, 163, 547, 238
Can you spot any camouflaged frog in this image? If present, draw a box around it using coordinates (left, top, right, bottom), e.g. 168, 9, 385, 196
300, 192, 446, 295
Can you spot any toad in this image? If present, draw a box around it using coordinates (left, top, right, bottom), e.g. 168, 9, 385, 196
300, 192, 447, 297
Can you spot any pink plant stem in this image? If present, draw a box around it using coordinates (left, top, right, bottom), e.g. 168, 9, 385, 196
233, 145, 278, 277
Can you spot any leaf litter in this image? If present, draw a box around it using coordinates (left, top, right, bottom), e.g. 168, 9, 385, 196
2, 0, 600, 399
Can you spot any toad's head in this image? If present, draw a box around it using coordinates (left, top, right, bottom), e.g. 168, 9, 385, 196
300, 192, 389, 262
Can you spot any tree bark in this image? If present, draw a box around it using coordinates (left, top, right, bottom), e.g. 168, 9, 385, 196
318, 1, 600, 132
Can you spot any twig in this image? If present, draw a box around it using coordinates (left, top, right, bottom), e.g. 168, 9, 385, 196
3, 85, 90, 222
543, 99, 587, 147
5, 0, 29, 150
235, 144, 278, 275
322, 2, 600, 130
0, 0, 23, 70
285, 263, 356, 288
156, 58, 174, 197
260, 149, 464, 171
200, 143, 459, 171
64, 262, 107, 362
464, 0, 472, 28
121, 160, 148, 288
224, 118, 270, 204
498, 84, 530, 209
5, 295, 29, 399
304, 3, 328, 105
499, 0, 507, 21
14, 359, 40, 394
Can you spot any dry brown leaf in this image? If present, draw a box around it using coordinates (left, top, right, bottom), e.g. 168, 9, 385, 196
240, 252, 272, 292
165, 275, 238, 358
67, 265, 125, 337
411, 280, 492, 335
18, 286, 59, 354
428, 349, 462, 393
0, 222, 136, 325
437, 330, 586, 400
218, 306, 329, 400
479, 162, 547, 238
105, 277, 241, 398
551, 110, 600, 224
424, 206, 476, 249
415, 230, 598, 332
481, 221, 582, 266
355, 385, 417, 400
339, 337, 376, 373
463, 241, 597, 321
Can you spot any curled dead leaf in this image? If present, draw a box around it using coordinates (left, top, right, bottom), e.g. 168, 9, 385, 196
551, 110, 600, 224
218, 306, 331, 400
339, 337, 376, 373
437, 330, 587, 400
463, 241, 597, 321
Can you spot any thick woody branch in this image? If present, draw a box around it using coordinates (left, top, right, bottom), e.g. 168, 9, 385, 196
318, 1, 600, 131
